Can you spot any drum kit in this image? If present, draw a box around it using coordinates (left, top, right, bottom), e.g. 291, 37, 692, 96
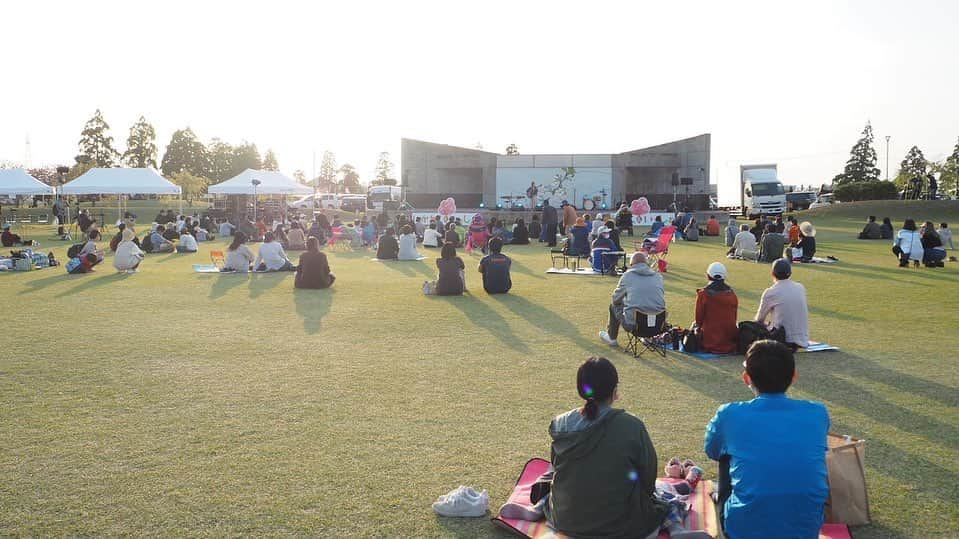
581, 189, 608, 211
500, 194, 525, 209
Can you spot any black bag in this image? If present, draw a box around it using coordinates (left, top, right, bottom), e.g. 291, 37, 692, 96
682, 330, 701, 353
140, 234, 154, 253
892, 245, 902, 256
738, 321, 771, 355
66, 243, 85, 259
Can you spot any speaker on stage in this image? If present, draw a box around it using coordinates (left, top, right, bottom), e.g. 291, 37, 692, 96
681, 177, 694, 186
671, 172, 680, 186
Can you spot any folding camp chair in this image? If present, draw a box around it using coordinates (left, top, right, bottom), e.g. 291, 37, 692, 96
209, 250, 226, 269
624, 310, 667, 359
327, 226, 351, 251
635, 225, 675, 272
550, 247, 588, 271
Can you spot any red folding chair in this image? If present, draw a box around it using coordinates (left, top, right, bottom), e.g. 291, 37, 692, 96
637, 225, 675, 272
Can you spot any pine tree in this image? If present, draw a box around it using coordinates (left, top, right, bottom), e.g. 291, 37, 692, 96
76, 109, 120, 167
318, 151, 337, 192
122, 116, 158, 168
894, 145, 927, 189
941, 137, 959, 197
161, 128, 209, 177
339, 163, 361, 193
207, 138, 235, 183
374, 152, 394, 185
833, 122, 881, 185
230, 142, 262, 178
262, 149, 279, 171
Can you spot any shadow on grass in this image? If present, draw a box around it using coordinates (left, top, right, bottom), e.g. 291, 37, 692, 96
17, 272, 70, 295
57, 271, 131, 297
489, 293, 596, 352
441, 294, 530, 354
293, 287, 334, 334
377, 259, 433, 278
249, 271, 292, 298
209, 273, 249, 300
508, 258, 546, 280
730, 286, 868, 322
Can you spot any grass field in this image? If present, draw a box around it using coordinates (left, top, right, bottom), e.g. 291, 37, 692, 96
2, 201, 958, 537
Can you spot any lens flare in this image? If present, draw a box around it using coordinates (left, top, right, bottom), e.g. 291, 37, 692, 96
627, 470, 638, 481
582, 384, 593, 397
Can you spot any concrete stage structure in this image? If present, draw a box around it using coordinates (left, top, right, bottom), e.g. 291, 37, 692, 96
401, 135, 714, 211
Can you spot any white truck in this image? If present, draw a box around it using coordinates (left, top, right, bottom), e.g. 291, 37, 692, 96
740, 164, 786, 218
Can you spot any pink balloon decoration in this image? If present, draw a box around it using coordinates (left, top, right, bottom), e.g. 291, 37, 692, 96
630, 197, 650, 217
437, 197, 457, 217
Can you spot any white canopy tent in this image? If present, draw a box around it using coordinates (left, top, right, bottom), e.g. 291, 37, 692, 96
60, 168, 182, 224
0, 168, 56, 196
207, 169, 312, 195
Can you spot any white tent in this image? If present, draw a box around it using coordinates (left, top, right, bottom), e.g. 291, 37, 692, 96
207, 169, 312, 195
0, 169, 56, 196
59, 168, 181, 195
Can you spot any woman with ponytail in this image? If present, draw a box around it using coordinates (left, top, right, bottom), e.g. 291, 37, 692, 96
500, 357, 699, 539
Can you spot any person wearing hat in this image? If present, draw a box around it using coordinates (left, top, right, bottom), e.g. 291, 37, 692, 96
755, 258, 809, 350
589, 226, 617, 274
567, 216, 590, 255
113, 228, 145, 273
561, 200, 578, 236
704, 339, 829, 539
796, 221, 816, 262
692, 262, 739, 354
599, 252, 666, 347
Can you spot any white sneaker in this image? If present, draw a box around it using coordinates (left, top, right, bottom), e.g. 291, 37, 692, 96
432, 487, 488, 517
599, 330, 619, 347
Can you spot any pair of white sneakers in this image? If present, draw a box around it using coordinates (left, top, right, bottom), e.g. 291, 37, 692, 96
431, 485, 489, 517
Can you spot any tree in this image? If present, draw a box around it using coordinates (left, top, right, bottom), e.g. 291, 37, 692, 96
207, 138, 235, 183
373, 151, 394, 185
832, 123, 881, 185
894, 145, 927, 189
161, 128, 209, 177
293, 169, 306, 183
339, 163, 362, 193
505, 143, 520, 156
262, 149, 279, 171
941, 137, 959, 197
318, 151, 337, 192
170, 170, 209, 205
122, 116, 158, 168
231, 142, 262, 177
76, 109, 120, 167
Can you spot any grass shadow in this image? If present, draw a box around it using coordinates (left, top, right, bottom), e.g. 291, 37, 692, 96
209, 272, 249, 300
17, 271, 69, 295
293, 287, 334, 334
508, 258, 546, 280
442, 294, 530, 354
57, 271, 131, 297
489, 294, 595, 352
377, 259, 433, 278
249, 272, 291, 298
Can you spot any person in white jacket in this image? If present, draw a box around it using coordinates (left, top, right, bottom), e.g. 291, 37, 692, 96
894, 219, 923, 267
728, 224, 758, 260
255, 232, 295, 271
397, 225, 422, 260
113, 228, 144, 273
177, 231, 199, 253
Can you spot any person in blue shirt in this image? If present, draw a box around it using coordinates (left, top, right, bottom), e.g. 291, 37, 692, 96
647, 215, 664, 237
478, 237, 512, 294
704, 339, 829, 539
567, 217, 590, 255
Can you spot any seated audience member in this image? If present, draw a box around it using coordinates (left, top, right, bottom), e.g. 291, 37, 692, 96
362, 219, 377, 247
590, 227, 618, 273
224, 232, 255, 272
444, 222, 461, 248
255, 218, 268, 239
772, 216, 785, 234
295, 236, 335, 289
939, 222, 954, 250
590, 213, 605, 240
725, 218, 738, 247
454, 219, 468, 245
177, 229, 199, 253
218, 219, 236, 237
692, 262, 738, 354
467, 214, 490, 253
174, 215, 186, 233
77, 209, 95, 233
67, 253, 101, 274
194, 224, 213, 242
273, 224, 290, 247
568, 217, 590, 255
758, 224, 786, 263
348, 222, 364, 250
239, 218, 258, 241
162, 224, 179, 241
478, 237, 512, 294
423, 222, 443, 248
377, 227, 400, 260
1, 223, 32, 246
879, 217, 894, 240
398, 225, 421, 260
706, 215, 721, 236
749, 219, 764, 243
255, 232, 295, 271
599, 252, 665, 347
648, 215, 664, 237
149, 226, 175, 253
797, 222, 816, 261
787, 217, 801, 246
756, 259, 809, 350
705, 340, 829, 539
113, 228, 145, 273
528, 214, 543, 242
920, 221, 946, 267
435, 242, 466, 296
615, 204, 634, 236
729, 224, 758, 260
684, 218, 700, 241
858, 215, 881, 239
894, 218, 923, 268
80, 229, 105, 262
413, 217, 425, 239
499, 357, 698, 539
154, 210, 166, 224
491, 219, 513, 243
604, 219, 622, 251
511, 218, 530, 245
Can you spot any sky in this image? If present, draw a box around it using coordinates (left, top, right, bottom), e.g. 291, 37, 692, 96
2, 0, 957, 203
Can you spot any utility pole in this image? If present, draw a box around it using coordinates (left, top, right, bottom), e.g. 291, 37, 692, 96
885, 135, 891, 181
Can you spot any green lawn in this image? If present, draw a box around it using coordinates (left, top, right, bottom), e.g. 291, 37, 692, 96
2, 201, 958, 537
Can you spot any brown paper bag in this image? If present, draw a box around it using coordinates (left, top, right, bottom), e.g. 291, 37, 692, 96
824, 433, 871, 525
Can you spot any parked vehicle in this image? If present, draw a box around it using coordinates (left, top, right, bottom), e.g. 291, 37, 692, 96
367, 185, 402, 211
288, 193, 339, 210
339, 195, 368, 213
808, 193, 835, 210
786, 191, 817, 211
740, 164, 786, 218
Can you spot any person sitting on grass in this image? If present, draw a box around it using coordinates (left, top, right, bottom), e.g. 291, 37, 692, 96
756, 259, 809, 350
528, 214, 543, 242
113, 228, 144, 273
725, 218, 738, 247
1, 223, 33, 246
398, 225, 421, 260
67, 252, 100, 274
858, 215, 881, 240
177, 229, 199, 253
684, 218, 700, 241
377, 227, 399, 260
599, 252, 665, 347
478, 237, 512, 294
728, 224, 757, 260
162, 224, 179, 242
706, 215, 721, 236
511, 218, 530, 245
149, 226, 175, 253
879, 217, 894, 240
423, 222, 444, 248
786, 217, 801, 246
757, 224, 785, 263
796, 222, 816, 262
939, 223, 954, 250
705, 340, 829, 539
444, 221, 461, 248
255, 232, 295, 271
498, 357, 709, 539
435, 242, 466, 295
79, 229, 105, 262
920, 221, 946, 267
285, 221, 306, 250
224, 232, 255, 273
295, 236, 335, 289
692, 262, 739, 354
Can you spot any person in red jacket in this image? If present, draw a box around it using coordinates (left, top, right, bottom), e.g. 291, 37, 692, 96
693, 262, 739, 354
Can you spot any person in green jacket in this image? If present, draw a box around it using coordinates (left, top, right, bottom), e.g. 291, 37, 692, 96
499, 357, 706, 539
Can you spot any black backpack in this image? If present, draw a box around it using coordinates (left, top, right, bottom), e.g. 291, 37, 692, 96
141, 234, 154, 253
66, 243, 85, 259
738, 321, 787, 354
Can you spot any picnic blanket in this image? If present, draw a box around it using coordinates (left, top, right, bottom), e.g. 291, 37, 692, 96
191, 264, 273, 274
370, 256, 427, 262
492, 458, 718, 539
654, 340, 840, 360
545, 268, 610, 276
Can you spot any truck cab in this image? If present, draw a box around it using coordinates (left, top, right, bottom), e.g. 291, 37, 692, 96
740, 165, 786, 218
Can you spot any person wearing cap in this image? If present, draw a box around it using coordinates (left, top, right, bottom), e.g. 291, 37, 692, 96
561, 200, 578, 236
729, 224, 758, 260
589, 226, 617, 274
705, 339, 829, 539
113, 228, 145, 273
756, 259, 809, 350
599, 252, 666, 347
566, 217, 590, 256
796, 221, 817, 262
757, 224, 786, 263
692, 262, 739, 354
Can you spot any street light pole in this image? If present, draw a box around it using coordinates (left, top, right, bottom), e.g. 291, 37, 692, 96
885, 135, 891, 181
251, 178, 261, 224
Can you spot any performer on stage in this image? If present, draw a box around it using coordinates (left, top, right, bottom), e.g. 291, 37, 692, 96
526, 181, 539, 209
